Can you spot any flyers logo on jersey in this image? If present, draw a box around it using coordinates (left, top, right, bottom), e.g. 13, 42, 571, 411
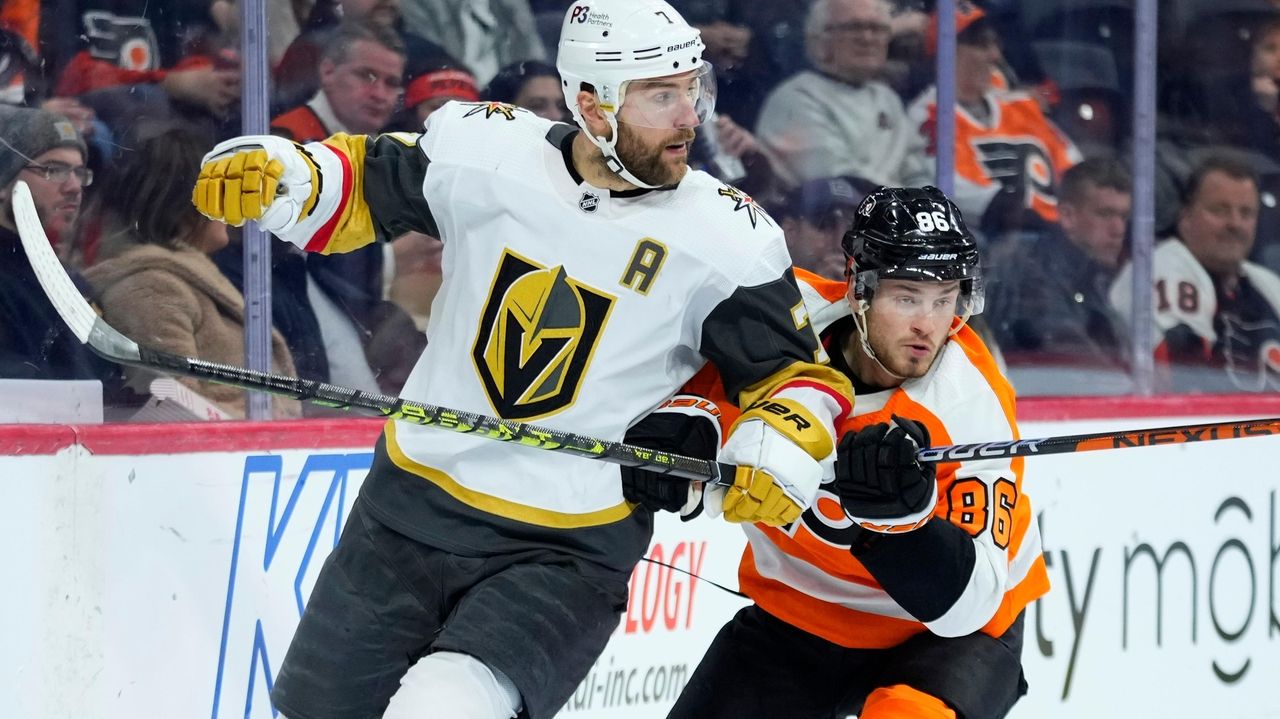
972, 138, 1058, 218
472, 249, 616, 420
462, 101, 523, 121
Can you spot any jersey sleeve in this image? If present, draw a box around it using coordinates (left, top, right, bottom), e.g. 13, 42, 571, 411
278, 132, 440, 255
698, 265, 853, 428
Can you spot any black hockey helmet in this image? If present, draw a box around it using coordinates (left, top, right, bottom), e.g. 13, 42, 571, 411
841, 185, 984, 316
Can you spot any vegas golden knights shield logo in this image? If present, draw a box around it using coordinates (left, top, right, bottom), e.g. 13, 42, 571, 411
472, 250, 615, 420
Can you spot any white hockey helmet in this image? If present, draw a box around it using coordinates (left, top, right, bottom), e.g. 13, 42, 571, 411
557, 0, 716, 188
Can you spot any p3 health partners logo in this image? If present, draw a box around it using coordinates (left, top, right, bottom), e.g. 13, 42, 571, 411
210, 451, 373, 718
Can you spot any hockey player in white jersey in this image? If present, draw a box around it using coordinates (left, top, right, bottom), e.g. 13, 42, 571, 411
191, 1, 852, 717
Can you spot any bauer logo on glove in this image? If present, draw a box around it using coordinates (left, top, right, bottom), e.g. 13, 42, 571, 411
711, 396, 836, 527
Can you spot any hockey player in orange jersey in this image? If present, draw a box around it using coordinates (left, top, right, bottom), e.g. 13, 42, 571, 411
623, 186, 1050, 718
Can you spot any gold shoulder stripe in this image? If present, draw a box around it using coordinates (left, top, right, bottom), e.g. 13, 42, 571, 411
315, 132, 376, 255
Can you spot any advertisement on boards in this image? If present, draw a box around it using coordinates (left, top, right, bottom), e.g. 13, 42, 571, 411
1, 415, 1278, 718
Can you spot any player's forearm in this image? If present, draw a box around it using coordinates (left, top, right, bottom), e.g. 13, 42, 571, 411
853, 518, 1007, 636
852, 519, 975, 623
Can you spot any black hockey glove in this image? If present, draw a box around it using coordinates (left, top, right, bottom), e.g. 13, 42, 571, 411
835, 415, 938, 531
620, 396, 722, 518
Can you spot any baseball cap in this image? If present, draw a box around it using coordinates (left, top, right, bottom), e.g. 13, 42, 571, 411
0, 105, 87, 188
924, 1, 993, 56
789, 176, 877, 226
404, 68, 480, 110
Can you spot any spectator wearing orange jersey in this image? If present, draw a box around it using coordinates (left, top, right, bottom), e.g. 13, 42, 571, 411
902, 3, 1081, 241
53, 1, 240, 131
272, 21, 405, 141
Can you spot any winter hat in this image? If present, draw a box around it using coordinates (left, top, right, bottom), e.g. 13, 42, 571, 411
0, 106, 87, 188
404, 68, 480, 110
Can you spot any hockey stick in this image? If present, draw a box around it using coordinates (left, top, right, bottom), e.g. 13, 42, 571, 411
916, 416, 1280, 463
19, 182, 1279, 478
12, 181, 736, 485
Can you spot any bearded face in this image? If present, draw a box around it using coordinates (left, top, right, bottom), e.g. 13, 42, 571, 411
613, 121, 695, 187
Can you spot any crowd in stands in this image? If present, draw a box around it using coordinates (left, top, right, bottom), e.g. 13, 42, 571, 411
4, 0, 1280, 421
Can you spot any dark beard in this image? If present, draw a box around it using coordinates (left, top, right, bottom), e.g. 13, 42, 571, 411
614, 125, 690, 187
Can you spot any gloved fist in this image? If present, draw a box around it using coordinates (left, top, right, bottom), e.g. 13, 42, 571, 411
192, 135, 320, 232
835, 414, 937, 533
620, 395, 721, 518
711, 397, 834, 527
720, 464, 804, 526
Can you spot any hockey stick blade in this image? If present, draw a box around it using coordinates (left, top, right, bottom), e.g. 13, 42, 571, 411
916, 416, 1280, 463
12, 181, 732, 485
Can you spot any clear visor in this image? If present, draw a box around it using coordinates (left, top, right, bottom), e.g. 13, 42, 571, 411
616, 63, 717, 129
854, 270, 986, 320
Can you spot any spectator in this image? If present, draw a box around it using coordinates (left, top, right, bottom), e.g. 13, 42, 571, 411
902, 2, 1081, 242
274, 0, 454, 112
0, 19, 112, 163
776, 175, 874, 281
483, 60, 567, 122
209, 0, 302, 70
667, 0, 817, 127
0, 107, 123, 393
401, 66, 480, 127
755, 0, 911, 187
52, 2, 240, 143
987, 158, 1133, 392
689, 112, 784, 197
83, 126, 301, 419
1212, 12, 1280, 159
1111, 153, 1280, 391
269, 21, 426, 397
387, 231, 443, 332
398, 0, 546, 85
272, 21, 406, 140
1159, 2, 1280, 157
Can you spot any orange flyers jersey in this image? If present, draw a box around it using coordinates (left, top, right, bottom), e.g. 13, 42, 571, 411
906, 87, 1081, 226
691, 269, 1050, 648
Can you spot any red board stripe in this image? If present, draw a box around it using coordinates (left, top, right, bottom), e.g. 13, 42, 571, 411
4, 394, 1280, 456
0, 418, 385, 456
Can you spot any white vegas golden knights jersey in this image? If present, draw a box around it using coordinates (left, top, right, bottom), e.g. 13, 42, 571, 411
276, 101, 848, 569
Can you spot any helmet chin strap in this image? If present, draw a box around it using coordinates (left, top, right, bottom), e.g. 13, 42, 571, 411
590, 112, 664, 190
851, 301, 908, 382
851, 300, 975, 383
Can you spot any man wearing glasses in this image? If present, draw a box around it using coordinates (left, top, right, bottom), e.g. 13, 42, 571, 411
0, 106, 119, 389
755, 0, 911, 186
265, 19, 421, 398
271, 21, 406, 143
